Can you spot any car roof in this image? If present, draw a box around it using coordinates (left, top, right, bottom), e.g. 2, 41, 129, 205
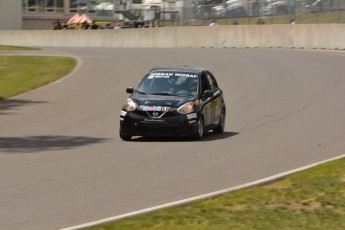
149, 66, 207, 74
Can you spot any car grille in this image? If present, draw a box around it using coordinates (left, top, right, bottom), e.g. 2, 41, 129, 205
135, 111, 175, 118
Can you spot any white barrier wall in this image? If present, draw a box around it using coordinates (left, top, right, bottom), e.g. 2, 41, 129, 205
0, 25, 344, 50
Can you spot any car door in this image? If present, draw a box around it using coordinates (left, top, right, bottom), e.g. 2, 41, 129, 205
204, 71, 223, 126
200, 72, 212, 127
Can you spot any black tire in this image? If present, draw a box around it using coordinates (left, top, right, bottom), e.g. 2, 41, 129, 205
119, 129, 132, 141
192, 117, 204, 140
213, 111, 225, 133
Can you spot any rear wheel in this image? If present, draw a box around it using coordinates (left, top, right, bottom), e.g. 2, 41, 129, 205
119, 129, 132, 141
213, 111, 225, 133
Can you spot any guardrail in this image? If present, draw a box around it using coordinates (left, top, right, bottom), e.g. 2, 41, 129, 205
0, 24, 344, 50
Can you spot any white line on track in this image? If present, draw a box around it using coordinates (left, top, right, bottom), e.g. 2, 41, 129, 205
59, 154, 345, 230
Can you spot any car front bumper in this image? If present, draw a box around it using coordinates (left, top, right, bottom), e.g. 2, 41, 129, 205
120, 110, 198, 137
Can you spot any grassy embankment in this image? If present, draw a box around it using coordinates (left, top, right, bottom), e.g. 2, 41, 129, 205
89, 158, 345, 230
84, 15, 344, 229
0, 45, 76, 100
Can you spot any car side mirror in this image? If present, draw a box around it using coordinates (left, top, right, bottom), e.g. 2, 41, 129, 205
126, 87, 134, 94
203, 90, 213, 98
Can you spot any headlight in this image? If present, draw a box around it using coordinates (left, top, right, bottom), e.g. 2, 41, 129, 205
123, 98, 137, 111
177, 101, 195, 114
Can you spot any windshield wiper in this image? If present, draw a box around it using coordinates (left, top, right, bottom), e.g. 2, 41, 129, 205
136, 90, 147, 95
151, 92, 176, 96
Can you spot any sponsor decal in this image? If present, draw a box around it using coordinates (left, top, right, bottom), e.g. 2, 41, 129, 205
147, 72, 198, 79
144, 119, 165, 122
187, 113, 197, 119
120, 110, 127, 117
139, 105, 169, 112
174, 73, 197, 78
148, 72, 174, 79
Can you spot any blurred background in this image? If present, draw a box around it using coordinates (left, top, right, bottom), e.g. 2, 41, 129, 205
20, 0, 345, 28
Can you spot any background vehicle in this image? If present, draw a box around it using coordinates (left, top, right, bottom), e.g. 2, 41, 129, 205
261, 0, 307, 16
307, 0, 345, 13
211, 0, 247, 18
194, 0, 225, 19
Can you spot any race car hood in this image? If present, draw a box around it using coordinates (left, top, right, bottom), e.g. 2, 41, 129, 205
131, 94, 196, 108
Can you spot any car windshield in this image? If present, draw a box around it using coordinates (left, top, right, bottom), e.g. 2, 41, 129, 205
137, 72, 199, 96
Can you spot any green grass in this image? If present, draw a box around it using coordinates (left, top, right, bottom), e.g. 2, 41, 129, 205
0, 45, 40, 50
0, 55, 76, 100
88, 158, 345, 230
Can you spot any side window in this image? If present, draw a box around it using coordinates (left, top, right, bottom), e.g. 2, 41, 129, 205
201, 73, 210, 92
205, 72, 218, 91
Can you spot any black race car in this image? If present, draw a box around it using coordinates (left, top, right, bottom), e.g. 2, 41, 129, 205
119, 66, 226, 141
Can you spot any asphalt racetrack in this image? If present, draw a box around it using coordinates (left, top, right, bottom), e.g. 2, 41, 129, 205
1, 47, 345, 230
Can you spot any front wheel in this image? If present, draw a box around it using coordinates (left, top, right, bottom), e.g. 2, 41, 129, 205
192, 117, 204, 140
119, 129, 132, 141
